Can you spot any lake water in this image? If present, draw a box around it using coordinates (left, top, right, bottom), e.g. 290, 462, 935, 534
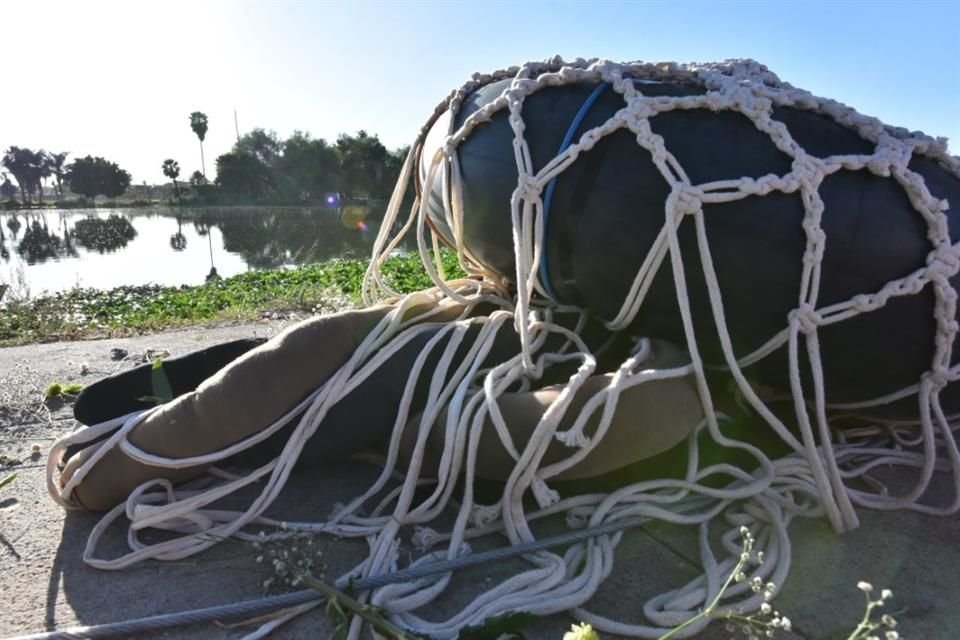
0, 206, 401, 297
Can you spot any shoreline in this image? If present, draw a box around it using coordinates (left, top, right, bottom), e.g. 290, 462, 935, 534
1, 197, 388, 212
0, 251, 463, 347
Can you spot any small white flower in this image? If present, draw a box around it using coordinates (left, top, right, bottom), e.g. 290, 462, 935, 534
735, 571, 747, 583
760, 602, 772, 615
881, 588, 893, 601
858, 581, 874, 593
885, 632, 899, 640
780, 616, 791, 631
563, 622, 599, 640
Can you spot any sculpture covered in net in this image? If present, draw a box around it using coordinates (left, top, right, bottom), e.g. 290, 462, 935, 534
364, 56, 960, 635
49, 58, 960, 639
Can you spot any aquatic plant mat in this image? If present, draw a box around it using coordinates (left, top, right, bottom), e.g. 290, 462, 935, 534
0, 251, 464, 345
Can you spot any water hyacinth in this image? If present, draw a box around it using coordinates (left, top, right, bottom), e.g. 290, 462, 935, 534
0, 250, 465, 344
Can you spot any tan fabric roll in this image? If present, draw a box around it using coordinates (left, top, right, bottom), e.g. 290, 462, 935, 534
401, 340, 702, 482
62, 305, 396, 511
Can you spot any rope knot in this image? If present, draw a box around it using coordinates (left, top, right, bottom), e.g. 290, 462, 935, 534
703, 90, 728, 112
624, 98, 654, 121
470, 504, 501, 528
531, 477, 560, 508
926, 246, 960, 279
802, 244, 825, 267
515, 174, 542, 202
673, 186, 703, 216
411, 526, 441, 552
442, 137, 458, 159
924, 366, 955, 390
850, 294, 876, 314
791, 154, 825, 184
790, 303, 822, 334
555, 427, 590, 448
866, 156, 893, 177
743, 175, 779, 196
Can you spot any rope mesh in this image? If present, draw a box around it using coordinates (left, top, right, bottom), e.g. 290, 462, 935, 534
48, 57, 960, 639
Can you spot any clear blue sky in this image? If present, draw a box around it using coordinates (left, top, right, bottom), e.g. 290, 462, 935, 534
3, 0, 957, 185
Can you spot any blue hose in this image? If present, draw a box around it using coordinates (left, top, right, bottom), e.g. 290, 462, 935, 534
539, 82, 609, 302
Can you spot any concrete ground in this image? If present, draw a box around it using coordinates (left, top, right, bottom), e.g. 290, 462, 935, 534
0, 320, 957, 640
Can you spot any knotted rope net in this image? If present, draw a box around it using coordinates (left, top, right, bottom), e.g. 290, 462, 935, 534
49, 58, 960, 639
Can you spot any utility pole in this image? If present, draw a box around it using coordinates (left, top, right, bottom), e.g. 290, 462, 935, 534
234, 108, 241, 144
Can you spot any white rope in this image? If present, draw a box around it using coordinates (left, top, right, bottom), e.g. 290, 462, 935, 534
47, 57, 960, 639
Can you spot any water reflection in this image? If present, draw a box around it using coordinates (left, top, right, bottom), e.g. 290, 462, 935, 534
18, 218, 78, 263
170, 215, 187, 252
72, 215, 137, 253
0, 205, 408, 295
190, 206, 382, 269
6, 215, 21, 238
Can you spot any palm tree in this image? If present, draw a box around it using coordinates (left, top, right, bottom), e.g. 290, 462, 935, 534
190, 112, 208, 178
48, 152, 69, 201
33, 150, 52, 206
162, 159, 181, 204
2, 146, 32, 205
0, 173, 17, 203
2, 148, 50, 205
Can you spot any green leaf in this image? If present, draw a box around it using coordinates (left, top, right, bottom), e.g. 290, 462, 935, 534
0, 472, 18, 490
459, 612, 535, 640
44, 383, 63, 401
149, 358, 174, 404
326, 597, 347, 624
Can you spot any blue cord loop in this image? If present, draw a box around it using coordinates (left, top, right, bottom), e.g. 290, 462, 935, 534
539, 82, 609, 302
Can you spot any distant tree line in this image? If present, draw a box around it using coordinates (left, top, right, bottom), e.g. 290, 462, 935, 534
1, 147, 131, 206
177, 127, 408, 206
2, 111, 410, 208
